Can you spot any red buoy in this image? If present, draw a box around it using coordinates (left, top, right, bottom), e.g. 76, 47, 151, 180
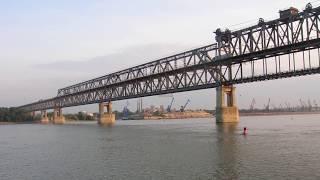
243, 127, 247, 135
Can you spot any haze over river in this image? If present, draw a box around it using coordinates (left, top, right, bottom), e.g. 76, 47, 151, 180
1, 115, 320, 180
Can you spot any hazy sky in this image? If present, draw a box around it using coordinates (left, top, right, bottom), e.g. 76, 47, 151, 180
1, 0, 320, 113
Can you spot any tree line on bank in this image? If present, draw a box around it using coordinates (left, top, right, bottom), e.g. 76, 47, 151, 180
37, 112, 95, 121
0, 107, 98, 122
0, 107, 35, 122
0, 107, 147, 122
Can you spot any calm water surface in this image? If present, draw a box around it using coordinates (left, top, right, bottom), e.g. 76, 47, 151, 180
1, 115, 320, 180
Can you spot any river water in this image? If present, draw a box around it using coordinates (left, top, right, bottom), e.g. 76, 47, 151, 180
1, 115, 320, 180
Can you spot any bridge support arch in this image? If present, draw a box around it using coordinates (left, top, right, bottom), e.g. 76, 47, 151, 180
98, 102, 115, 126
53, 108, 65, 124
40, 110, 49, 124
216, 85, 239, 123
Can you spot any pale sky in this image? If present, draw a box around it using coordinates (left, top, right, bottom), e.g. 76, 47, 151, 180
1, 0, 320, 113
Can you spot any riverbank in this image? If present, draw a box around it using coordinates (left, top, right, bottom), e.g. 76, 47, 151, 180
0, 122, 17, 125
128, 111, 213, 120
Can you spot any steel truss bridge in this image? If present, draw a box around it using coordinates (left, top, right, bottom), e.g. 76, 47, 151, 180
19, 4, 320, 112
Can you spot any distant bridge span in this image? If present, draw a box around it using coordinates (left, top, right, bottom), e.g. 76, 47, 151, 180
18, 4, 320, 124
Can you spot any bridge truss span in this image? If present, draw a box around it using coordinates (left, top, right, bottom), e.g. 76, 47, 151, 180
18, 4, 320, 112
57, 44, 218, 97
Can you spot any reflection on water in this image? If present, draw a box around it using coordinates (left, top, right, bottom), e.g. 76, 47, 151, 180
1, 115, 320, 179
215, 123, 239, 179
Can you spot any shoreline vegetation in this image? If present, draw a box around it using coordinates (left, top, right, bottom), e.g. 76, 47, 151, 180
0, 107, 35, 123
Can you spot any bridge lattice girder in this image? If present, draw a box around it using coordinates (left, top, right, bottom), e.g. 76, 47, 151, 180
19, 5, 320, 112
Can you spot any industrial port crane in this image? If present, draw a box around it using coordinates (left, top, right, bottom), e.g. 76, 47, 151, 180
264, 98, 271, 111
180, 99, 190, 112
299, 99, 306, 110
167, 97, 175, 112
250, 98, 256, 110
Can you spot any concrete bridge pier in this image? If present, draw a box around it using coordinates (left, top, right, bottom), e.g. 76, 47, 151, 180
216, 85, 239, 123
53, 108, 65, 124
40, 110, 49, 124
30, 111, 36, 118
98, 102, 115, 126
